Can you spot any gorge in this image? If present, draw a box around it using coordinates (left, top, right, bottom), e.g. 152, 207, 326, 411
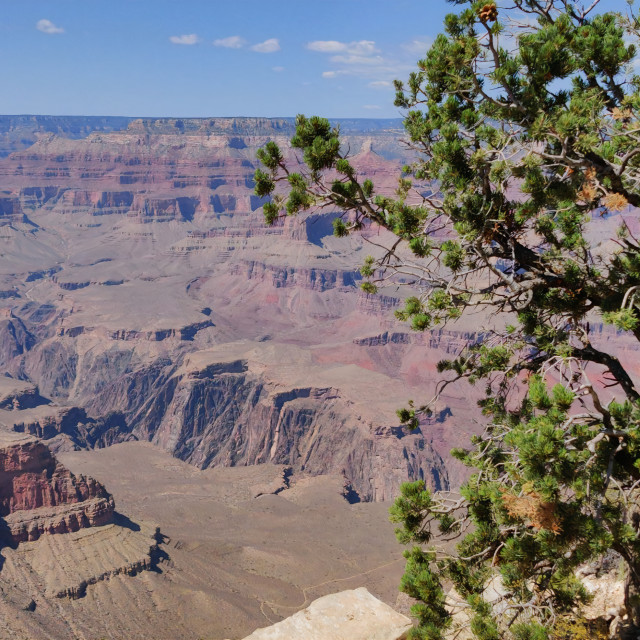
0, 115, 488, 500
0, 115, 475, 639
0, 114, 637, 639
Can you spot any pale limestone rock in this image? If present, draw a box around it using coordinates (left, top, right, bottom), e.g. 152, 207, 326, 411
447, 576, 516, 640
242, 587, 412, 640
580, 564, 626, 636
448, 563, 628, 640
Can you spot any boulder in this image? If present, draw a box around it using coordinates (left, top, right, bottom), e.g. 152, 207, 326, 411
241, 587, 412, 640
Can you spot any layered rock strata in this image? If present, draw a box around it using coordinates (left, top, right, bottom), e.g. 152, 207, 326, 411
0, 433, 114, 542
0, 114, 464, 500
0, 115, 134, 157
1, 521, 162, 599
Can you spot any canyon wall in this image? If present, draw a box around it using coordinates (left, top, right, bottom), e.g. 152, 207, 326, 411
0, 117, 632, 498
0, 115, 134, 157
0, 432, 114, 543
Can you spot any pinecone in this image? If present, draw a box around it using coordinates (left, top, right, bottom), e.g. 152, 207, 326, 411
478, 3, 498, 22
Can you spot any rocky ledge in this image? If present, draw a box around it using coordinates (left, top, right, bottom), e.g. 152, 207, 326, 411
0, 432, 114, 543
239, 588, 412, 640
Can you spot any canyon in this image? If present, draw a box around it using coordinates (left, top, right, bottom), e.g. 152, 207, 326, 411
0, 115, 637, 639
0, 115, 474, 639
0, 440, 407, 640
0, 115, 487, 501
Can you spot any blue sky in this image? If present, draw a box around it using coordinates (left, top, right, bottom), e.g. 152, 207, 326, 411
0, 0, 633, 118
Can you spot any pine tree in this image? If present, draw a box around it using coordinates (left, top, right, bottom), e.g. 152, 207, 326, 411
255, 0, 640, 636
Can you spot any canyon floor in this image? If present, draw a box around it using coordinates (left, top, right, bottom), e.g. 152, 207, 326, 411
2, 441, 405, 640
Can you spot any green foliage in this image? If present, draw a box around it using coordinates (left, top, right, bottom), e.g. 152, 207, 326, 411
262, 201, 279, 226
391, 374, 640, 637
254, 0, 640, 636
255, 141, 282, 170
441, 241, 465, 272
360, 255, 376, 277
253, 169, 275, 198
604, 308, 640, 332
397, 402, 420, 430
401, 547, 451, 640
361, 281, 378, 295
333, 217, 348, 237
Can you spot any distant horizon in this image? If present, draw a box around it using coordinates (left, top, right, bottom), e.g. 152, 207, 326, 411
0, 113, 405, 121
0, 113, 405, 122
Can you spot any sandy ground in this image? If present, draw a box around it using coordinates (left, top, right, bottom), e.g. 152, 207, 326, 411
0, 442, 407, 640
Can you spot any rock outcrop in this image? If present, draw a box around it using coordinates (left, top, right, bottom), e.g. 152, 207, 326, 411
0, 115, 134, 157
0, 443, 403, 640
239, 587, 412, 640
1, 521, 162, 599
0, 433, 114, 542
75, 343, 450, 502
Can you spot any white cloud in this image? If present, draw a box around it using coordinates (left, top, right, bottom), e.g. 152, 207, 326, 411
308, 40, 347, 53
346, 41, 378, 56
363, 105, 382, 110
310, 37, 435, 87
272, 66, 285, 72
213, 35, 246, 49
330, 54, 384, 66
309, 39, 404, 81
169, 34, 200, 45
250, 38, 280, 53
307, 40, 379, 56
369, 80, 392, 88
36, 19, 64, 35
402, 38, 432, 56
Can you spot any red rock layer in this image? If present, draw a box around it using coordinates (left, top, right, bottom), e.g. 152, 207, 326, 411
0, 435, 114, 542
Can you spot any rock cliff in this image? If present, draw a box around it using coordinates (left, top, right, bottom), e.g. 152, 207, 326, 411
0, 433, 114, 542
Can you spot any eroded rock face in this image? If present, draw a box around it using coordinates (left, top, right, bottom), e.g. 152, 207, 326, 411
0, 433, 114, 542
143, 359, 448, 502
1, 520, 162, 600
